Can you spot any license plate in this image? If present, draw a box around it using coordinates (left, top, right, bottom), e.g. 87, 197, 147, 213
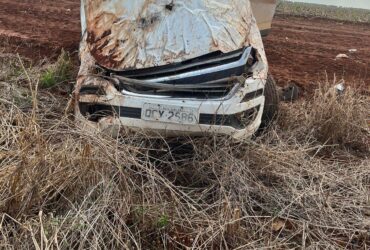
142, 103, 199, 125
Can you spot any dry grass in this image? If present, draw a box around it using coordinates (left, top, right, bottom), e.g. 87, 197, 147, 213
0, 55, 369, 249
279, 81, 370, 154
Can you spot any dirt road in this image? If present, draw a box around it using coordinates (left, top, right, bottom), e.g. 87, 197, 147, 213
0, 0, 369, 90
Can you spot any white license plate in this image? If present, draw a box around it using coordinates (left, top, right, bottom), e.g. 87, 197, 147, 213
142, 103, 199, 125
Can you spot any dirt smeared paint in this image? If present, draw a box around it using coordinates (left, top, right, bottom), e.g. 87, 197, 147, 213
82, 0, 261, 71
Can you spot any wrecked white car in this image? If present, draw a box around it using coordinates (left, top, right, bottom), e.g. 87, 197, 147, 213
75, 0, 278, 139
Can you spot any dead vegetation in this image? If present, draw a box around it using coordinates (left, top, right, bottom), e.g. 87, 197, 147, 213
0, 54, 369, 249
279, 80, 370, 154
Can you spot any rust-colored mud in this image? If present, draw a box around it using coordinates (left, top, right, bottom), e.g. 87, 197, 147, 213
0, 1, 369, 90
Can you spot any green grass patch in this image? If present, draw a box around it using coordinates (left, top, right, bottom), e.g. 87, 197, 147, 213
157, 215, 170, 229
40, 50, 72, 88
277, 1, 370, 23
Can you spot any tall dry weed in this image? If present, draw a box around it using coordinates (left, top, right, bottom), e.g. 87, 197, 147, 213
280, 82, 369, 153
0, 56, 369, 249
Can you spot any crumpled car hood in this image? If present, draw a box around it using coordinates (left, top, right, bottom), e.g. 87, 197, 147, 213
82, 0, 259, 71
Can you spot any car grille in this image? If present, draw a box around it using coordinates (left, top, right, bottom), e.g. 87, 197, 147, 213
105, 47, 256, 99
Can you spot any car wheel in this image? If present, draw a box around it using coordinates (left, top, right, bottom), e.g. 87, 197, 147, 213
261, 74, 279, 128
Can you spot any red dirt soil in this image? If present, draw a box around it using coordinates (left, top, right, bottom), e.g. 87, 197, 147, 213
265, 15, 370, 92
0, 0, 80, 59
0, 0, 369, 91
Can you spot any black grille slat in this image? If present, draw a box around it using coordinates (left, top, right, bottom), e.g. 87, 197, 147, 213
241, 89, 264, 103
79, 103, 141, 121
107, 47, 255, 99
120, 107, 142, 119
199, 106, 260, 128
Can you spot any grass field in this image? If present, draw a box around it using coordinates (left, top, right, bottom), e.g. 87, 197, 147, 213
277, 1, 370, 23
0, 50, 369, 248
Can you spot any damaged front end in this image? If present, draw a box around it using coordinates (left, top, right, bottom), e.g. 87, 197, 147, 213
75, 0, 273, 139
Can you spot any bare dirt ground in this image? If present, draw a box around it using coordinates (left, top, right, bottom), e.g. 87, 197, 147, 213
0, 0, 369, 91
265, 16, 370, 92
0, 0, 80, 59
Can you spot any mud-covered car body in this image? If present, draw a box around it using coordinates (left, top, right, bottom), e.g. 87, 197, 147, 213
76, 0, 276, 138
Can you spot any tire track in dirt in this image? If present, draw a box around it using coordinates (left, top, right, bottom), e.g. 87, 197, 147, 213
0, 1, 368, 91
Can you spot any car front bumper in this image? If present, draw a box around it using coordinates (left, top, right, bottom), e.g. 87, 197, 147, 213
76, 76, 265, 139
